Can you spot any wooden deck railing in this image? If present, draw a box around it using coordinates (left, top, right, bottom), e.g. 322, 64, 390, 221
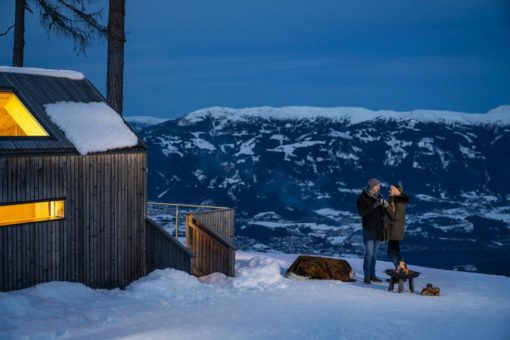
147, 202, 230, 238
191, 209, 235, 242
145, 218, 193, 274
146, 202, 236, 277
186, 213, 236, 277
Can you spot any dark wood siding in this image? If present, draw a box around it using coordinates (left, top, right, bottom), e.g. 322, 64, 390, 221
145, 218, 192, 274
0, 152, 146, 291
186, 214, 236, 277
191, 209, 235, 242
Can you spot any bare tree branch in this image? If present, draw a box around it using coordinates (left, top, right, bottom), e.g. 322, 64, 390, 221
0, 25, 15, 37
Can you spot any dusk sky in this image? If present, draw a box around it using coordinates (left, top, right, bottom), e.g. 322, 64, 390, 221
1, 0, 509, 119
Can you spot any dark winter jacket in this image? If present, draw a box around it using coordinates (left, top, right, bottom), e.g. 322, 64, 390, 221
384, 193, 410, 241
356, 190, 385, 241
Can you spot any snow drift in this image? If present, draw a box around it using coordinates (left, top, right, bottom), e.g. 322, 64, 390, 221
1, 252, 509, 339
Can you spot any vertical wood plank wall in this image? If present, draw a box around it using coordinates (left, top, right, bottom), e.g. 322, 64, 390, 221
145, 218, 192, 274
191, 209, 234, 242
186, 214, 235, 277
0, 152, 146, 291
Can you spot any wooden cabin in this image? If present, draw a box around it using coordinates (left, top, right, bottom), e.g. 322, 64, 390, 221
0, 66, 147, 291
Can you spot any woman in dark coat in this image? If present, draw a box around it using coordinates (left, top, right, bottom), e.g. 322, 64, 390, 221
384, 184, 410, 267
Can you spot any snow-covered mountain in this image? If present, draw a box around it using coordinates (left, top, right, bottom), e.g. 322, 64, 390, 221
140, 106, 510, 276
124, 115, 169, 132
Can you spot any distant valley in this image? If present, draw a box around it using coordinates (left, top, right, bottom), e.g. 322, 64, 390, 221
132, 106, 510, 276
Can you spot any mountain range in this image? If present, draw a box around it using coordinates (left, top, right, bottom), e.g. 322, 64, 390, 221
134, 105, 510, 276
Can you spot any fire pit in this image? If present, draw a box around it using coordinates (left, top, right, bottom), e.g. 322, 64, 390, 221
385, 268, 420, 293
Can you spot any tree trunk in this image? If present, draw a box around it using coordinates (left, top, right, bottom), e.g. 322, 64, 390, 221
106, 0, 125, 115
12, 0, 25, 67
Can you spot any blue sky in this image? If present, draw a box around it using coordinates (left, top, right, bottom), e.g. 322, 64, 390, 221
1, 0, 509, 118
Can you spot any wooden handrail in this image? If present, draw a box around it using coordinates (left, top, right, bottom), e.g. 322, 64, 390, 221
186, 213, 236, 277
147, 202, 234, 241
147, 202, 229, 210
187, 215, 236, 250
147, 202, 235, 277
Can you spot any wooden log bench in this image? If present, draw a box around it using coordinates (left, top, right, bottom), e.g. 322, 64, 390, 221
385, 269, 420, 293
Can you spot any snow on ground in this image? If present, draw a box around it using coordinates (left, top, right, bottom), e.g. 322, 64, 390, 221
158, 136, 184, 157
44, 102, 139, 155
189, 132, 216, 151
267, 141, 326, 161
1, 251, 509, 339
235, 138, 257, 157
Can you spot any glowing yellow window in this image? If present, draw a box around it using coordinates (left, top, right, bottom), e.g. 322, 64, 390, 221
0, 91, 49, 136
0, 200, 65, 227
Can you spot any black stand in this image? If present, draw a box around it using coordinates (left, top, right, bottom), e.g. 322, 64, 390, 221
385, 269, 420, 293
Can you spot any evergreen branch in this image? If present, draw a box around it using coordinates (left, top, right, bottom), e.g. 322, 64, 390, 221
32, 0, 106, 55
57, 0, 106, 35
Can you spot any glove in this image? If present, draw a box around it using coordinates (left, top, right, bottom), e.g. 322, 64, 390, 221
383, 199, 389, 208
372, 199, 383, 208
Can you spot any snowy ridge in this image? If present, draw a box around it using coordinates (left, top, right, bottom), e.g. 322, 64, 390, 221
180, 105, 510, 126
0, 65, 85, 80
124, 115, 169, 125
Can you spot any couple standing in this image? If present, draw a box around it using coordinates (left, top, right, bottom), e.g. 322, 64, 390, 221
356, 178, 410, 284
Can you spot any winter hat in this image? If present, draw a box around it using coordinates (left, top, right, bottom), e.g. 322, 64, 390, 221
367, 178, 380, 189
392, 183, 404, 193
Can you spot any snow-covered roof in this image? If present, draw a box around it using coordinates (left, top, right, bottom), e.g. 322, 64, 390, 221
44, 102, 139, 155
0, 66, 85, 80
181, 105, 510, 126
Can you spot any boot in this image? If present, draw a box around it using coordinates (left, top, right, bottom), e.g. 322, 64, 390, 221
370, 276, 383, 283
363, 277, 371, 284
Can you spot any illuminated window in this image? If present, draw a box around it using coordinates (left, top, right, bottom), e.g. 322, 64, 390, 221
0, 200, 65, 227
0, 91, 49, 136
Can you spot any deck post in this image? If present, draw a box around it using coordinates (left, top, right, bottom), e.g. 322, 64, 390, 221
175, 205, 179, 239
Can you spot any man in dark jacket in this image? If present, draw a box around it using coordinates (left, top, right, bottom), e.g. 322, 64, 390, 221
384, 184, 410, 267
357, 178, 386, 284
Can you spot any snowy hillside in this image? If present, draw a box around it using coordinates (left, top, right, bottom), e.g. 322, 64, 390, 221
140, 106, 510, 276
124, 115, 169, 132
180, 105, 510, 125
1, 252, 509, 339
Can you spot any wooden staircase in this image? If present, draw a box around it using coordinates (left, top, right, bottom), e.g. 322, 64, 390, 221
145, 203, 235, 277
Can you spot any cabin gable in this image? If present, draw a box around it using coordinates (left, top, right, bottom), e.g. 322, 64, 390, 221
0, 68, 147, 291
